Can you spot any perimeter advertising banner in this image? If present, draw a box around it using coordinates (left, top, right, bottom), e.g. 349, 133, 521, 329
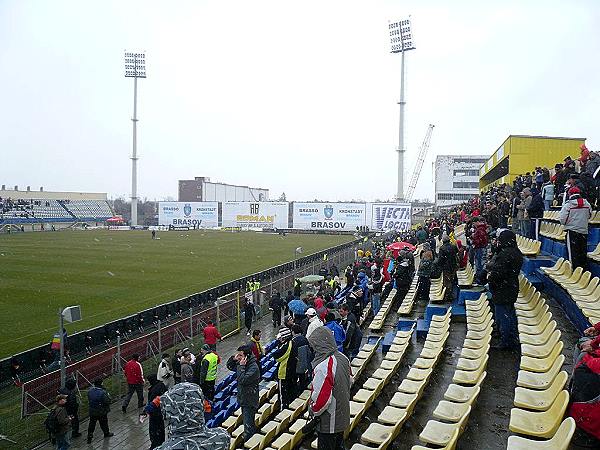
370, 203, 412, 231
222, 202, 288, 229
293, 202, 367, 230
158, 202, 219, 227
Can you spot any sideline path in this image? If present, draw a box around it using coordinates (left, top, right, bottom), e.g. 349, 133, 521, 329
39, 312, 280, 450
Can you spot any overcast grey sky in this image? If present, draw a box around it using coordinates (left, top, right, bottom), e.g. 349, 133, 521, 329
1, 0, 598, 202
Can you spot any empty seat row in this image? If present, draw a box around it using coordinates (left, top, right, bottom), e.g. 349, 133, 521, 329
428, 275, 447, 303
398, 276, 419, 315
350, 337, 383, 379
516, 235, 542, 256
457, 263, 475, 287
353, 310, 452, 450
588, 243, 600, 263
411, 296, 491, 449
370, 287, 398, 331
539, 221, 565, 241
542, 258, 600, 323
544, 210, 600, 225
506, 277, 575, 449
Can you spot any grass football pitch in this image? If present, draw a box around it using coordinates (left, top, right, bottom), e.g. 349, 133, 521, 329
0, 229, 352, 357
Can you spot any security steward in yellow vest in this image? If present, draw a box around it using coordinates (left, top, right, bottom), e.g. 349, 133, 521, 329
195, 344, 220, 401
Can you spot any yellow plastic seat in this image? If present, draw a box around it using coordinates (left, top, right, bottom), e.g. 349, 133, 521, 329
517, 357, 566, 390
521, 330, 561, 358
244, 421, 278, 450
353, 388, 375, 404
390, 392, 418, 409
289, 419, 307, 447
380, 359, 400, 371
350, 400, 366, 418
361, 423, 398, 445
519, 318, 555, 336
465, 328, 492, 341
516, 302, 549, 319
413, 357, 436, 369
520, 341, 564, 373
514, 371, 568, 411
433, 400, 472, 422
372, 368, 394, 381
444, 384, 481, 403
271, 433, 293, 450
507, 417, 576, 450
519, 321, 557, 345
460, 346, 489, 360
377, 405, 408, 426
463, 335, 492, 349
363, 378, 384, 392
456, 354, 488, 371
509, 390, 569, 438
420, 346, 444, 359
222, 414, 242, 432
398, 379, 426, 395
407, 367, 433, 381
453, 364, 487, 386
541, 258, 564, 274
519, 311, 552, 327
388, 343, 408, 353
419, 407, 470, 446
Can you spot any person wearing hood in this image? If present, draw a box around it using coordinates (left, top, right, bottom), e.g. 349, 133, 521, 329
156, 382, 229, 450
356, 271, 369, 308
527, 187, 545, 240
307, 327, 352, 450
141, 374, 168, 449
437, 234, 458, 302
324, 312, 346, 353
243, 299, 255, 336
471, 221, 489, 282
560, 187, 592, 270
272, 326, 295, 408
59, 378, 80, 438
487, 230, 523, 350
415, 250, 433, 303
157, 353, 174, 390
305, 308, 324, 339
227, 345, 261, 441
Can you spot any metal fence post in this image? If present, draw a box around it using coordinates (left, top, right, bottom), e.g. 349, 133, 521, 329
116, 335, 122, 398
216, 298, 221, 331
158, 319, 162, 356
189, 307, 193, 342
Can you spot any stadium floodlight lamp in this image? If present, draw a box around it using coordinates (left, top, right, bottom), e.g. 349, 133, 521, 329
124, 50, 147, 227
124, 52, 146, 78
58, 306, 82, 388
388, 16, 415, 201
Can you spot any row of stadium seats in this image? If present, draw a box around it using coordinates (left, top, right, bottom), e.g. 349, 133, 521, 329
397, 276, 418, 315
588, 243, 600, 262
457, 262, 475, 287
540, 221, 566, 241
369, 285, 397, 331
428, 275, 446, 302
62, 200, 113, 220
516, 235, 542, 256
541, 258, 600, 323
410, 296, 492, 448
0, 199, 112, 222
355, 310, 451, 449
543, 209, 600, 225
506, 276, 575, 448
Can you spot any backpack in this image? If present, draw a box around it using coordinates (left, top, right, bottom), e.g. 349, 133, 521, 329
45, 408, 58, 436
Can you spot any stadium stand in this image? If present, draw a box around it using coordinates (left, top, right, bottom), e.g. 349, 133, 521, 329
0, 197, 112, 223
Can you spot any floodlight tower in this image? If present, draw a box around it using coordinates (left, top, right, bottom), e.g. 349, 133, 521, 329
124, 51, 146, 227
388, 17, 415, 201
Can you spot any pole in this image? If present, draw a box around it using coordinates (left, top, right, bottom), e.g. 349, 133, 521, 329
236, 291, 241, 332
131, 75, 139, 227
116, 334, 122, 398
397, 46, 406, 201
157, 319, 162, 356
216, 298, 221, 331
189, 307, 193, 341
59, 308, 65, 389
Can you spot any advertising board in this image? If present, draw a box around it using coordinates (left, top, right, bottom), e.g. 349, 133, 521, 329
292, 202, 367, 230
222, 202, 288, 229
158, 202, 219, 227
370, 203, 412, 231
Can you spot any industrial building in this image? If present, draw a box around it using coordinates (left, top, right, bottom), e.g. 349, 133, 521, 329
479, 135, 586, 191
434, 155, 488, 209
178, 177, 269, 202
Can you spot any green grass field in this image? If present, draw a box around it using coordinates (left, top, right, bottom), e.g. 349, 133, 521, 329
0, 230, 352, 357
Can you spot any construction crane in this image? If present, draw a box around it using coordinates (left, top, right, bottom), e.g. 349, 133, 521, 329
405, 124, 435, 202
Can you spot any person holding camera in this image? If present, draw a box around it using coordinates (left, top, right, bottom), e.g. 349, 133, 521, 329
227, 345, 260, 441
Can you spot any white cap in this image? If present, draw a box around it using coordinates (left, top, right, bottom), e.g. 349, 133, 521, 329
306, 308, 317, 317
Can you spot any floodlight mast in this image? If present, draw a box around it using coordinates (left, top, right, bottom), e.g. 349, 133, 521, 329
389, 18, 415, 201
124, 52, 146, 227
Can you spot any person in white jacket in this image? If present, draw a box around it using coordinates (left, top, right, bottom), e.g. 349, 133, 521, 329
157, 353, 174, 389
305, 308, 324, 338
559, 186, 592, 270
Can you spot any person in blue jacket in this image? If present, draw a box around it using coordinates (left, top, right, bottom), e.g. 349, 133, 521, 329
324, 311, 346, 352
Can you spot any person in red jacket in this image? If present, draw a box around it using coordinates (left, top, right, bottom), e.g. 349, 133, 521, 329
570, 346, 600, 443
203, 321, 222, 352
122, 353, 144, 413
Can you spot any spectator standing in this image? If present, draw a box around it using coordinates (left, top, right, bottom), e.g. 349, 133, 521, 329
415, 250, 433, 303
497, 195, 510, 228
527, 188, 545, 240
269, 292, 284, 327
518, 188, 532, 237
324, 312, 346, 353
560, 187, 592, 270
437, 234, 458, 302
487, 230, 523, 350
87, 379, 113, 444
227, 345, 261, 441
52, 394, 72, 450
58, 379, 80, 438
370, 267, 383, 315
157, 382, 230, 450
157, 353, 174, 389
471, 221, 488, 281
142, 374, 167, 449
172, 349, 182, 384
249, 329, 264, 366
244, 299, 255, 336
339, 304, 362, 358
195, 344, 220, 401
308, 326, 352, 450
291, 324, 312, 393
122, 354, 145, 413
305, 308, 324, 338
541, 181, 555, 211
415, 225, 428, 244
273, 326, 294, 408
180, 351, 194, 383
203, 321, 222, 352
